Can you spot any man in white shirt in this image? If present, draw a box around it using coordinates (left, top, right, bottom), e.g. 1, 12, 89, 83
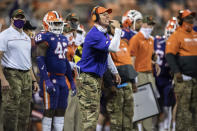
0, 9, 37, 131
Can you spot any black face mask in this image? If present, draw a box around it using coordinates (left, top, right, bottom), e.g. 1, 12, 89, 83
70, 20, 79, 30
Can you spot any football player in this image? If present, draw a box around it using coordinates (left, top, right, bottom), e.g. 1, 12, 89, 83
154, 17, 178, 131
35, 11, 76, 131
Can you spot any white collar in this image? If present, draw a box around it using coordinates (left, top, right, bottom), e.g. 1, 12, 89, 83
94, 24, 107, 33
10, 26, 24, 35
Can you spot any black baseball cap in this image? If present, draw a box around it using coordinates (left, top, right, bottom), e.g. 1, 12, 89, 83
11, 9, 25, 18
143, 15, 156, 25
66, 13, 79, 21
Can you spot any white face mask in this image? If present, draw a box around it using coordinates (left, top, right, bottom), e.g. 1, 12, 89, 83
49, 22, 64, 35
140, 27, 153, 39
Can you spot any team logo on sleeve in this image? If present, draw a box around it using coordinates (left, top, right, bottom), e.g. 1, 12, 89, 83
51, 37, 55, 40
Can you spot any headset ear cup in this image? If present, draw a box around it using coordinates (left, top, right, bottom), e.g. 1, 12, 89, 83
92, 11, 99, 22
92, 14, 97, 21
91, 6, 100, 22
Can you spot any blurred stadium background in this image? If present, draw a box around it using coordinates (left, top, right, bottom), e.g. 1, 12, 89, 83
0, 0, 196, 36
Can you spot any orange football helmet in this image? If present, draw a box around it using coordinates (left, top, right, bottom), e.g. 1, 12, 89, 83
165, 17, 178, 38
43, 11, 64, 35
122, 10, 142, 30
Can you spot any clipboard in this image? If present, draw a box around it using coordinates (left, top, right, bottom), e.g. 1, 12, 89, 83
132, 82, 160, 122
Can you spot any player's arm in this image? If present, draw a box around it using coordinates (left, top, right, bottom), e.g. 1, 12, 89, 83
152, 51, 157, 64
36, 42, 49, 80
36, 42, 47, 56
36, 40, 56, 95
65, 58, 76, 96
152, 50, 161, 76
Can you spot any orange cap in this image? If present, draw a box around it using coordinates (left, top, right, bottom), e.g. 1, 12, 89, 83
180, 9, 196, 18
96, 6, 112, 14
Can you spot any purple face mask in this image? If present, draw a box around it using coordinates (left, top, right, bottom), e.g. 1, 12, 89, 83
13, 19, 25, 29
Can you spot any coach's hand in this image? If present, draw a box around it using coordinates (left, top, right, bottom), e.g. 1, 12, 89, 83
114, 73, 121, 85
155, 63, 161, 76
70, 81, 77, 97
45, 79, 56, 96
175, 72, 183, 83
1, 78, 10, 90
111, 85, 117, 96
110, 20, 121, 29
32, 81, 39, 93
132, 83, 138, 93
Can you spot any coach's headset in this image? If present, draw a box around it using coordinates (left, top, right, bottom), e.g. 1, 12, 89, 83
91, 6, 101, 22
177, 10, 195, 25
177, 10, 184, 26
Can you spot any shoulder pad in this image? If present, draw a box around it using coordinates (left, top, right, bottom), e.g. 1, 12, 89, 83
34, 31, 49, 44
